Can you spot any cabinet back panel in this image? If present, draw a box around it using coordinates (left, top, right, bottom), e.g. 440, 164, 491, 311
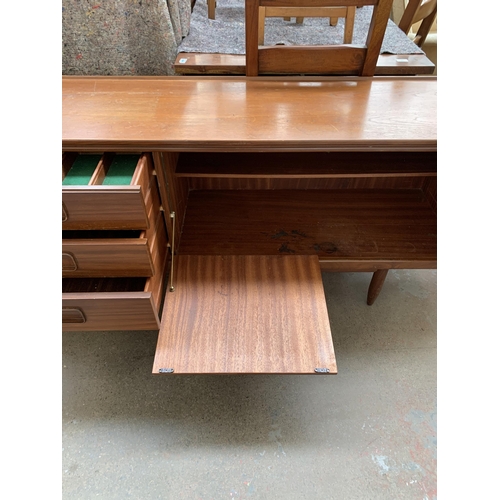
187, 176, 428, 190
178, 189, 437, 263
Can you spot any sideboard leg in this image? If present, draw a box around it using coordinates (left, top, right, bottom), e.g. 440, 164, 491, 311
367, 269, 389, 305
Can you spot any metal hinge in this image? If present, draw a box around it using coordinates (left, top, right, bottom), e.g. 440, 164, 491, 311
158, 368, 174, 374
314, 368, 330, 374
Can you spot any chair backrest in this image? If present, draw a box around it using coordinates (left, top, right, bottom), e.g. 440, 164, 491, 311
245, 0, 393, 76
398, 0, 437, 48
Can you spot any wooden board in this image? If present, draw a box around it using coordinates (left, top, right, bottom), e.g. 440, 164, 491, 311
153, 255, 337, 374
62, 76, 437, 152
173, 53, 435, 76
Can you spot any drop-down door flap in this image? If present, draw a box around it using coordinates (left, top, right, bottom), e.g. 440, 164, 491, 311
153, 255, 337, 374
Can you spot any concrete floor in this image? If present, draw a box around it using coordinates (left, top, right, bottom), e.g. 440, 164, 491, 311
62, 269, 437, 500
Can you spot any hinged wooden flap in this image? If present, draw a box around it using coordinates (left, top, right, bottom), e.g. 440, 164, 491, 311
153, 255, 337, 374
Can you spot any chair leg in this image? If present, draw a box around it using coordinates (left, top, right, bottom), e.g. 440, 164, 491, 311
330, 17, 338, 26
296, 17, 304, 24
414, 5, 437, 47
367, 269, 389, 305
207, 0, 216, 20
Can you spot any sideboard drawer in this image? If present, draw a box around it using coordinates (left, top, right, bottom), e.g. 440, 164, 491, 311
62, 245, 167, 331
62, 152, 154, 230
62, 285, 160, 331
62, 208, 168, 331
62, 229, 153, 278
61, 184, 166, 278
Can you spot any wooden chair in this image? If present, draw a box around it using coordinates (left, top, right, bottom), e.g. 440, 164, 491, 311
258, 5, 356, 45
245, 0, 393, 76
398, 0, 437, 47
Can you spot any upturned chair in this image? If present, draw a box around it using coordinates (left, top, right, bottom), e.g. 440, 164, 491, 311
245, 0, 393, 76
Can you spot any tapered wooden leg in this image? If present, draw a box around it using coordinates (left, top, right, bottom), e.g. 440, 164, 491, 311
367, 269, 389, 305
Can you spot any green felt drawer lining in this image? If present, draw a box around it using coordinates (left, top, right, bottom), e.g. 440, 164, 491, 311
62, 154, 140, 186
102, 155, 140, 185
62, 155, 101, 185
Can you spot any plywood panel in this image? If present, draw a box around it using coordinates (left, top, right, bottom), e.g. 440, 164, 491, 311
153, 255, 336, 374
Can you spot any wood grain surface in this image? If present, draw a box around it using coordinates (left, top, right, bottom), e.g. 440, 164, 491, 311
153, 255, 337, 374
62, 76, 437, 152
178, 190, 437, 265
62, 293, 159, 331
185, 175, 429, 191
62, 234, 153, 277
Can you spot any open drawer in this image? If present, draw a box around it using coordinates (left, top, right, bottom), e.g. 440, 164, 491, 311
62, 152, 154, 230
62, 247, 167, 331
153, 255, 337, 375
62, 215, 167, 278
62, 182, 165, 278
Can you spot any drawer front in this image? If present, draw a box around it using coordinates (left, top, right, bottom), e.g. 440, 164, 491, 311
62, 235, 153, 278
62, 167, 164, 277
62, 293, 160, 331
62, 153, 153, 230
62, 221, 168, 332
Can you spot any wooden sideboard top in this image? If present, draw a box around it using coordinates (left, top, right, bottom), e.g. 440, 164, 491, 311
62, 76, 437, 152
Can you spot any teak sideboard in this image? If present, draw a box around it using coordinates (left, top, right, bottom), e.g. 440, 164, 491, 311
62, 76, 437, 376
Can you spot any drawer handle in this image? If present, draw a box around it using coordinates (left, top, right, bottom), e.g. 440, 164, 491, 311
62, 252, 78, 271
62, 307, 86, 324
62, 202, 68, 222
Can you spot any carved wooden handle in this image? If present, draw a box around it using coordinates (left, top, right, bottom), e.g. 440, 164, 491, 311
62, 307, 86, 324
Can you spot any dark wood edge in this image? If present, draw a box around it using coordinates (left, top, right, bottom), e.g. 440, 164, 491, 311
61, 185, 142, 193
62, 238, 148, 246
62, 75, 437, 82
63, 142, 437, 153
319, 260, 437, 271
62, 291, 153, 300
62, 75, 437, 83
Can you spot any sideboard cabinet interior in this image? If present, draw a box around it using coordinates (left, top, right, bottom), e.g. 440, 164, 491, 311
62, 76, 437, 375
